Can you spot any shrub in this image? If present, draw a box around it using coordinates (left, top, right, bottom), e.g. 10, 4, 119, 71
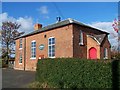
116, 53, 120, 60
35, 58, 119, 88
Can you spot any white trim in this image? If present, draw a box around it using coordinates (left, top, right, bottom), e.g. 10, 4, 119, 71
19, 63, 22, 65
79, 30, 84, 45
103, 48, 108, 59
94, 37, 100, 45
87, 35, 100, 45
30, 57, 36, 60
68, 18, 73, 23
48, 37, 55, 58
30, 40, 36, 59
103, 57, 108, 59
31, 40, 36, 42
79, 42, 84, 45
19, 48, 22, 50
49, 56, 55, 59
48, 36, 55, 39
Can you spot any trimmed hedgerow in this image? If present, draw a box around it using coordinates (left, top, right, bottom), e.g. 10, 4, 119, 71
35, 58, 119, 88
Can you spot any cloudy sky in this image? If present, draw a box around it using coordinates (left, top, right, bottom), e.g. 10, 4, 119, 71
1, 2, 119, 46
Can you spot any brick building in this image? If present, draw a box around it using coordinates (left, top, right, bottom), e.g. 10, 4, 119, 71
15, 18, 111, 71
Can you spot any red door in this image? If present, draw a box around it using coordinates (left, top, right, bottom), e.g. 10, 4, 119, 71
89, 47, 97, 59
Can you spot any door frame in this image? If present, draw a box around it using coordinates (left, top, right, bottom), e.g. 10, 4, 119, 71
89, 47, 97, 59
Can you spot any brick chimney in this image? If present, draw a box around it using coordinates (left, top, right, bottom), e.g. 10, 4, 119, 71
34, 23, 42, 30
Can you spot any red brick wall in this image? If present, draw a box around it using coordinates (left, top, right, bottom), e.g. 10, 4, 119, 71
87, 36, 100, 59
100, 36, 111, 59
73, 24, 87, 58
15, 23, 111, 71
15, 24, 74, 71
73, 24, 111, 59
14, 38, 25, 70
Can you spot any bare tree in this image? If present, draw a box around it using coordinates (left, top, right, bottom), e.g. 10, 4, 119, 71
1, 21, 24, 64
112, 18, 120, 59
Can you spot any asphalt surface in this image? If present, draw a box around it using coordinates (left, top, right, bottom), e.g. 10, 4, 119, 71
2, 68, 36, 88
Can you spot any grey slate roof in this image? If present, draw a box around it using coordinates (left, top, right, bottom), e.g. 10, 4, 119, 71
15, 18, 109, 39
94, 34, 106, 44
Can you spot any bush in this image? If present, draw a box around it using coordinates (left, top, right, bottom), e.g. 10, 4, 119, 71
2, 59, 8, 68
111, 53, 120, 60
116, 53, 120, 60
34, 58, 120, 88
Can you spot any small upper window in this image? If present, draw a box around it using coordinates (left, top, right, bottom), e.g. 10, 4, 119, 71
19, 54, 22, 64
104, 48, 108, 59
79, 30, 83, 45
19, 38, 22, 48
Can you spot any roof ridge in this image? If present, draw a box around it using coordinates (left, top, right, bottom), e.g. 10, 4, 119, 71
68, 18, 74, 23
42, 18, 70, 28
15, 18, 109, 40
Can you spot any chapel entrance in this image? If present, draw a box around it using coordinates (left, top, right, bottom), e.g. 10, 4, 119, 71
89, 47, 97, 59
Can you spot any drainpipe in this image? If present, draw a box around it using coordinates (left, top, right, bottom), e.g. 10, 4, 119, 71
24, 37, 26, 71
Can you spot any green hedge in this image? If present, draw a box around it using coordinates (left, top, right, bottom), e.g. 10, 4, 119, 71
35, 58, 120, 88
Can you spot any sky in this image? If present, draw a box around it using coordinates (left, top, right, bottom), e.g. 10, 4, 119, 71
1, 2, 119, 46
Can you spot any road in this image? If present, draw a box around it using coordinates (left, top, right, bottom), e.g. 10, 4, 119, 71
2, 68, 35, 88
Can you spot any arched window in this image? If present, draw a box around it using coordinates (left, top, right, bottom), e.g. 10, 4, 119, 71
104, 48, 108, 59
79, 30, 83, 45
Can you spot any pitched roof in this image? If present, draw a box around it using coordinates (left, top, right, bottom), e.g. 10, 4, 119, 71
87, 34, 106, 45
94, 34, 106, 44
15, 18, 109, 39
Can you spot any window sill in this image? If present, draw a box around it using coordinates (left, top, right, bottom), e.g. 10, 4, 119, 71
30, 57, 36, 60
19, 48, 22, 50
19, 63, 22, 65
103, 57, 108, 59
48, 56, 55, 58
79, 43, 84, 46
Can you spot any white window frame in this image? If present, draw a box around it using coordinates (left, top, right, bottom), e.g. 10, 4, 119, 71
19, 54, 22, 64
30, 40, 36, 59
79, 30, 84, 45
48, 37, 55, 58
19, 38, 22, 49
104, 48, 108, 59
